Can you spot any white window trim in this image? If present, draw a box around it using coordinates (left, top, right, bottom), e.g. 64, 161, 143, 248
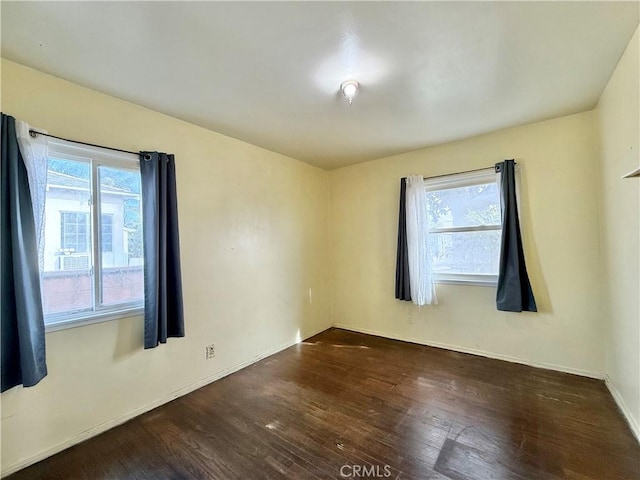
434, 273, 498, 287
48, 138, 139, 168
423, 167, 496, 191
44, 139, 144, 331
424, 168, 501, 287
45, 307, 144, 333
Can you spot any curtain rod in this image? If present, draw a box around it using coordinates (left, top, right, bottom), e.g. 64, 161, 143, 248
423, 162, 517, 181
423, 166, 493, 180
29, 130, 141, 157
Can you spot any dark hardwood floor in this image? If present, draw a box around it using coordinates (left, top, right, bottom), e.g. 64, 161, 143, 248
8, 328, 640, 479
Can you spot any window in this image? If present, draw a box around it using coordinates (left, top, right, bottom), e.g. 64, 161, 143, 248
60, 211, 90, 253
42, 140, 144, 328
60, 212, 113, 254
101, 214, 114, 252
424, 169, 502, 286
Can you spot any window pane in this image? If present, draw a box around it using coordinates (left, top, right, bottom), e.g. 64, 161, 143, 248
101, 214, 114, 252
426, 183, 501, 229
429, 230, 501, 275
43, 158, 92, 316
98, 166, 144, 306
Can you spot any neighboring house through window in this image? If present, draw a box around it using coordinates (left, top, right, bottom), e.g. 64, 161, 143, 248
41, 140, 144, 328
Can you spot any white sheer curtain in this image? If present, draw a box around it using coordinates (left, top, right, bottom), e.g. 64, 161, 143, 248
405, 175, 437, 306
16, 121, 48, 273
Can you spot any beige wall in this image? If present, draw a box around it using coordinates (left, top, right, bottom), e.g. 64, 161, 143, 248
596, 25, 640, 439
329, 110, 604, 377
0, 60, 331, 475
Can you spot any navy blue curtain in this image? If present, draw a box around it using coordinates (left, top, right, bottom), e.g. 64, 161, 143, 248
1, 113, 47, 392
139, 152, 185, 349
395, 178, 411, 301
495, 160, 537, 312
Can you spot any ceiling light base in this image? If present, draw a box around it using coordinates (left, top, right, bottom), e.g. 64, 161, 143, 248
340, 80, 359, 105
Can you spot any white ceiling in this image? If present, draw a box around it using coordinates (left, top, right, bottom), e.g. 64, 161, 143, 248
2, 2, 638, 170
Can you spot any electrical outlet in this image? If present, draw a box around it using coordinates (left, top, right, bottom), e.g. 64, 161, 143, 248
205, 344, 215, 360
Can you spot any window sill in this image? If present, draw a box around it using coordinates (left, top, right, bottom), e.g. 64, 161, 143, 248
45, 307, 144, 333
434, 274, 497, 287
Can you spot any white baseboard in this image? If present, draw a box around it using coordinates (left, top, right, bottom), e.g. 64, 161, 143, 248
1, 325, 331, 478
604, 375, 640, 443
332, 324, 603, 379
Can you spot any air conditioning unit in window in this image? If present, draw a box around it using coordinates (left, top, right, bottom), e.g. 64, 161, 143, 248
59, 254, 90, 271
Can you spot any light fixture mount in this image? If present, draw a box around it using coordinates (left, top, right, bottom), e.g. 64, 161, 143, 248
340, 80, 359, 105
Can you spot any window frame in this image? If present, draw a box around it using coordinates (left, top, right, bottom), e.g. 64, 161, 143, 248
424, 168, 502, 287
44, 139, 144, 332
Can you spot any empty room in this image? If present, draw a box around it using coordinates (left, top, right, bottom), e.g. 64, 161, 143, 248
1, 1, 639, 479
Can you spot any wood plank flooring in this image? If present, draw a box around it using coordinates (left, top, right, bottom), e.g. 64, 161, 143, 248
8, 328, 640, 479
